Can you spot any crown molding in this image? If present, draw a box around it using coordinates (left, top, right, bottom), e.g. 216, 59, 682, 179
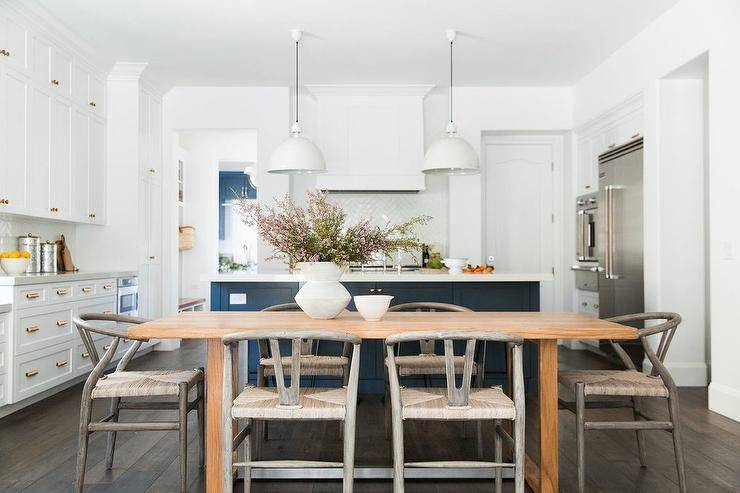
108, 62, 149, 82
305, 84, 435, 98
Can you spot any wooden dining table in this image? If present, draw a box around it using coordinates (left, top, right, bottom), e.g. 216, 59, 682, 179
130, 310, 637, 493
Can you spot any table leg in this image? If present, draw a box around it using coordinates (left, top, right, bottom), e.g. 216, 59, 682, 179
538, 339, 559, 493
205, 338, 231, 493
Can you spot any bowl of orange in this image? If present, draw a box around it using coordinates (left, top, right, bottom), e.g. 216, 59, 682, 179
0, 250, 31, 275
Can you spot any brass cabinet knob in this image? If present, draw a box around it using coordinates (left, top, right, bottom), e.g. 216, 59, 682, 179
81, 352, 90, 358
50, 207, 59, 212
25, 369, 39, 378
0, 198, 7, 204
0, 49, 10, 56
25, 292, 40, 299
103, 284, 113, 290
56, 289, 68, 295
149, 168, 156, 174
51, 79, 60, 86
25, 325, 39, 333
81, 287, 93, 293
89, 101, 97, 107
55, 359, 68, 367
149, 255, 155, 260
56, 320, 68, 326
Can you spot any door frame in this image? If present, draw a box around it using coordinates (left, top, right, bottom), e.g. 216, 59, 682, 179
480, 132, 566, 312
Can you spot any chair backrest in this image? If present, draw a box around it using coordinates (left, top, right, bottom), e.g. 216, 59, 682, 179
385, 331, 523, 408
388, 302, 472, 354
73, 313, 150, 370
259, 303, 318, 357
223, 330, 362, 408
607, 312, 681, 383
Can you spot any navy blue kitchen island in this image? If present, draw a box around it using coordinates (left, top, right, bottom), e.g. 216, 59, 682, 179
210, 273, 548, 394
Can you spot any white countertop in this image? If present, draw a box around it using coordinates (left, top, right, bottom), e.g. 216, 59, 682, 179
0, 270, 138, 286
208, 271, 553, 283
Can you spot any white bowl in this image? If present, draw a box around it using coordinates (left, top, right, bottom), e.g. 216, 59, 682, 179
1, 257, 30, 276
354, 295, 394, 321
442, 258, 468, 275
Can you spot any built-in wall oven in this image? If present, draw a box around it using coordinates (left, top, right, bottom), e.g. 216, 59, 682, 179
571, 193, 599, 292
117, 276, 139, 316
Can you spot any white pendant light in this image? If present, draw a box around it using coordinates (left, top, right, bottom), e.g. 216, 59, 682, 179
268, 30, 326, 175
423, 30, 479, 175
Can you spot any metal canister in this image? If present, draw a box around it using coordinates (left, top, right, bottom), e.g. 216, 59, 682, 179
18, 234, 41, 273
40, 241, 58, 273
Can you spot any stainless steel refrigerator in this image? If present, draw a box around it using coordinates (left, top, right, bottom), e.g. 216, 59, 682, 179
596, 137, 645, 363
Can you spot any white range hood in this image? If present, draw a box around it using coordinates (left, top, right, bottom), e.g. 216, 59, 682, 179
307, 85, 433, 192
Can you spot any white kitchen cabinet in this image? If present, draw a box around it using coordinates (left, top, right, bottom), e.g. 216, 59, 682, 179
139, 87, 162, 182
28, 86, 51, 216
71, 108, 89, 221
88, 117, 106, 223
30, 34, 50, 87
574, 96, 643, 197
0, 65, 29, 213
0, 14, 29, 75
72, 62, 90, 108
50, 46, 72, 99
50, 98, 72, 219
88, 73, 105, 115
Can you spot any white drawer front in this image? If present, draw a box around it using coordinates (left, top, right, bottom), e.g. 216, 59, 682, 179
73, 336, 115, 376
96, 279, 117, 296
48, 283, 75, 303
16, 286, 47, 307
15, 305, 75, 355
0, 313, 7, 342
15, 343, 74, 401
0, 342, 7, 374
76, 281, 97, 299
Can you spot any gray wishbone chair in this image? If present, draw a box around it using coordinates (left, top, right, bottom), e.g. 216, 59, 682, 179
385, 331, 525, 493
257, 303, 351, 442
73, 314, 204, 493
222, 329, 362, 493
558, 312, 686, 493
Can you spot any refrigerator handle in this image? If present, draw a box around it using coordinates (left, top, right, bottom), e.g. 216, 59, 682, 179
605, 185, 622, 280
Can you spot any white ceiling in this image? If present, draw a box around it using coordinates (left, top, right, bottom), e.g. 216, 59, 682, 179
37, 0, 680, 89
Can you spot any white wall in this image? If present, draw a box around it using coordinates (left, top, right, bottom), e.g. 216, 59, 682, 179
162, 87, 290, 311
0, 217, 77, 264
177, 130, 257, 300
573, 0, 740, 419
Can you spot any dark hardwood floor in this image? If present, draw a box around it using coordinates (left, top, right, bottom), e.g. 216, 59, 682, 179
1, 341, 738, 492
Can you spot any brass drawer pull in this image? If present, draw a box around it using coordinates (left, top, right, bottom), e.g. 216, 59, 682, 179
25, 325, 39, 333
56, 320, 68, 326
0, 49, 10, 56
103, 284, 113, 290
103, 311, 113, 315
631, 132, 641, 139
25, 369, 39, 378
103, 344, 112, 351
55, 359, 68, 367
51, 79, 60, 86
81, 287, 93, 293
89, 101, 97, 107
56, 288, 68, 295
25, 292, 40, 299
81, 352, 90, 358
149, 168, 156, 173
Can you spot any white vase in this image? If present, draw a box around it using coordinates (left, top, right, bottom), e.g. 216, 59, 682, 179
294, 262, 351, 320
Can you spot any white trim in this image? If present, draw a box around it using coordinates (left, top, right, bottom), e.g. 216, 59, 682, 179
305, 84, 434, 98
480, 133, 566, 312
108, 62, 148, 82
708, 382, 740, 422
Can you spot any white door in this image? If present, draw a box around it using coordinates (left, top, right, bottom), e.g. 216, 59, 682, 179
50, 98, 71, 218
71, 109, 89, 221
0, 65, 28, 213
88, 118, 105, 223
1, 15, 29, 74
484, 138, 557, 309
28, 86, 51, 216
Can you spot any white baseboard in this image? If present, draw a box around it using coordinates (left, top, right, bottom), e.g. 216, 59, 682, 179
708, 382, 740, 422
643, 360, 708, 387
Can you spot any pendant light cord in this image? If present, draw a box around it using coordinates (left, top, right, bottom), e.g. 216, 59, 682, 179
295, 39, 299, 125
449, 39, 453, 125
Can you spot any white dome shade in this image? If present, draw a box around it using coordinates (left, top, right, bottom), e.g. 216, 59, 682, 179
268, 134, 326, 174
422, 134, 480, 175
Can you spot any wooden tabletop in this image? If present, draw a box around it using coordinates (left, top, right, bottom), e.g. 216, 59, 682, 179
129, 311, 637, 341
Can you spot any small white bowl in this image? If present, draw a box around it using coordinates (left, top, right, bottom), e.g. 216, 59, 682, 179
354, 295, 394, 321
1, 257, 30, 276
442, 258, 468, 275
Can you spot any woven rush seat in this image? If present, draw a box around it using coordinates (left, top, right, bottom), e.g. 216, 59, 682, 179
559, 369, 669, 397
400, 386, 515, 420
91, 369, 203, 399
260, 355, 348, 377
232, 386, 347, 420
389, 354, 480, 376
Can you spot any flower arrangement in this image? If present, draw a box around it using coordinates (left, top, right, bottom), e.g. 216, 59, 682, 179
236, 190, 430, 266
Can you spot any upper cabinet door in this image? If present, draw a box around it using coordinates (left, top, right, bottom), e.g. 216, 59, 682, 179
88, 117, 106, 224
31, 35, 50, 87
88, 74, 105, 114
148, 96, 162, 181
72, 62, 89, 108
28, 86, 51, 216
50, 47, 72, 98
71, 109, 89, 221
50, 98, 72, 218
0, 66, 29, 213
0, 15, 29, 74
138, 88, 150, 178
